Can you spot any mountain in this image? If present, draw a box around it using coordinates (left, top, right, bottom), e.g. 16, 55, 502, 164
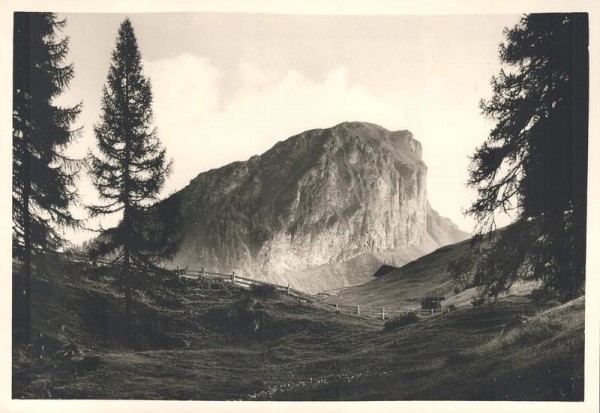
168, 122, 468, 292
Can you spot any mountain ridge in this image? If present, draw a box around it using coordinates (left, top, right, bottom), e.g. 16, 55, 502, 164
168, 121, 468, 292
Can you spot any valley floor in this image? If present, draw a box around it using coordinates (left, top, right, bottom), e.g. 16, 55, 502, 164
12, 255, 584, 400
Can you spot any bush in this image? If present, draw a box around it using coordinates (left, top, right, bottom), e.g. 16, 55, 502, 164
511, 319, 560, 346
471, 296, 486, 306
384, 312, 419, 331
250, 283, 279, 299
528, 288, 562, 306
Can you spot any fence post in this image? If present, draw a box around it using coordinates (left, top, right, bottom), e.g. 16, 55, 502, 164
335, 303, 339, 312
287, 284, 290, 296
176, 266, 180, 276
430, 308, 433, 316
200, 267, 204, 280
382, 307, 385, 320
357, 306, 361, 316
231, 271, 236, 284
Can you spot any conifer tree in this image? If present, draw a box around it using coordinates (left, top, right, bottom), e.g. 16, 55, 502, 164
88, 18, 177, 334
458, 13, 588, 301
12, 12, 82, 343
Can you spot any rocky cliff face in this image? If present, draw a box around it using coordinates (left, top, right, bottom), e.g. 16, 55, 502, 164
169, 122, 467, 292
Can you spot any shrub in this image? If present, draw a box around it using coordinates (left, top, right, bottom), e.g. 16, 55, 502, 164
384, 312, 419, 331
471, 296, 486, 306
161, 274, 187, 289
511, 319, 560, 346
250, 283, 279, 299
528, 288, 562, 306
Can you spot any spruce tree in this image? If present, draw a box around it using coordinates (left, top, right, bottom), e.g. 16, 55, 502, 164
458, 13, 588, 301
88, 18, 176, 335
12, 12, 82, 343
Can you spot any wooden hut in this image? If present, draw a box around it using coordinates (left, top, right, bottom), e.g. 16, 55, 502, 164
420, 295, 445, 315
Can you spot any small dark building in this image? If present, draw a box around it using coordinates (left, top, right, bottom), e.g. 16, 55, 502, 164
373, 264, 400, 277
421, 296, 445, 310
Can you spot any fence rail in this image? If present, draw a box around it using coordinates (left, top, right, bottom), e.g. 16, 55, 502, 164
177, 269, 305, 300
67, 251, 311, 302
67, 252, 446, 321
320, 301, 443, 320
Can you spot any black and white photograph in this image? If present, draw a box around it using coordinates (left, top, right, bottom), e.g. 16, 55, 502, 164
2, 0, 599, 411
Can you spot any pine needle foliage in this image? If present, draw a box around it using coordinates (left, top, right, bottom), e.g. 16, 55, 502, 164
88, 18, 180, 332
456, 14, 588, 302
13, 12, 82, 343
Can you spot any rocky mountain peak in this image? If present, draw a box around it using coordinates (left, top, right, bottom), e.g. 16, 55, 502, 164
169, 122, 467, 292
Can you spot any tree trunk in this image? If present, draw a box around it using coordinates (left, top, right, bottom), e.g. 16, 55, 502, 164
122, 60, 134, 347
123, 238, 132, 346
21, 143, 32, 345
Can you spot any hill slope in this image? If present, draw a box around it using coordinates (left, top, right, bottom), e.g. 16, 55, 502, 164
321, 236, 542, 310
321, 238, 471, 308
167, 122, 467, 292
13, 255, 583, 401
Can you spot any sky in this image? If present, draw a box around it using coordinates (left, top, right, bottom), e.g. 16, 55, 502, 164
55, 12, 521, 245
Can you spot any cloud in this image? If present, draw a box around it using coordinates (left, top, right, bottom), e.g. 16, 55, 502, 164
65, 52, 487, 244
144, 54, 409, 196
142, 53, 501, 233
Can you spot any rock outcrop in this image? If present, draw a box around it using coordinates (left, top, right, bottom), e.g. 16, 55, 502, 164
168, 122, 468, 292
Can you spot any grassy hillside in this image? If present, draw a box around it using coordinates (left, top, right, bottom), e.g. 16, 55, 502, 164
320, 239, 473, 309
12, 254, 583, 400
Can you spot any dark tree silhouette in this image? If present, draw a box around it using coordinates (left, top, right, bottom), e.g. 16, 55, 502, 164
88, 18, 178, 337
460, 13, 588, 301
12, 12, 82, 343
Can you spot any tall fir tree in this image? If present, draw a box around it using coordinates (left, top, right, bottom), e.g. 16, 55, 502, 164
12, 12, 82, 343
457, 13, 588, 301
88, 18, 177, 335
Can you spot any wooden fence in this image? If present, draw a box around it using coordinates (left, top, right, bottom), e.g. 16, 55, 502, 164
320, 302, 438, 320
68, 252, 444, 321
176, 268, 444, 320
420, 308, 443, 316
67, 252, 313, 301
176, 266, 312, 302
